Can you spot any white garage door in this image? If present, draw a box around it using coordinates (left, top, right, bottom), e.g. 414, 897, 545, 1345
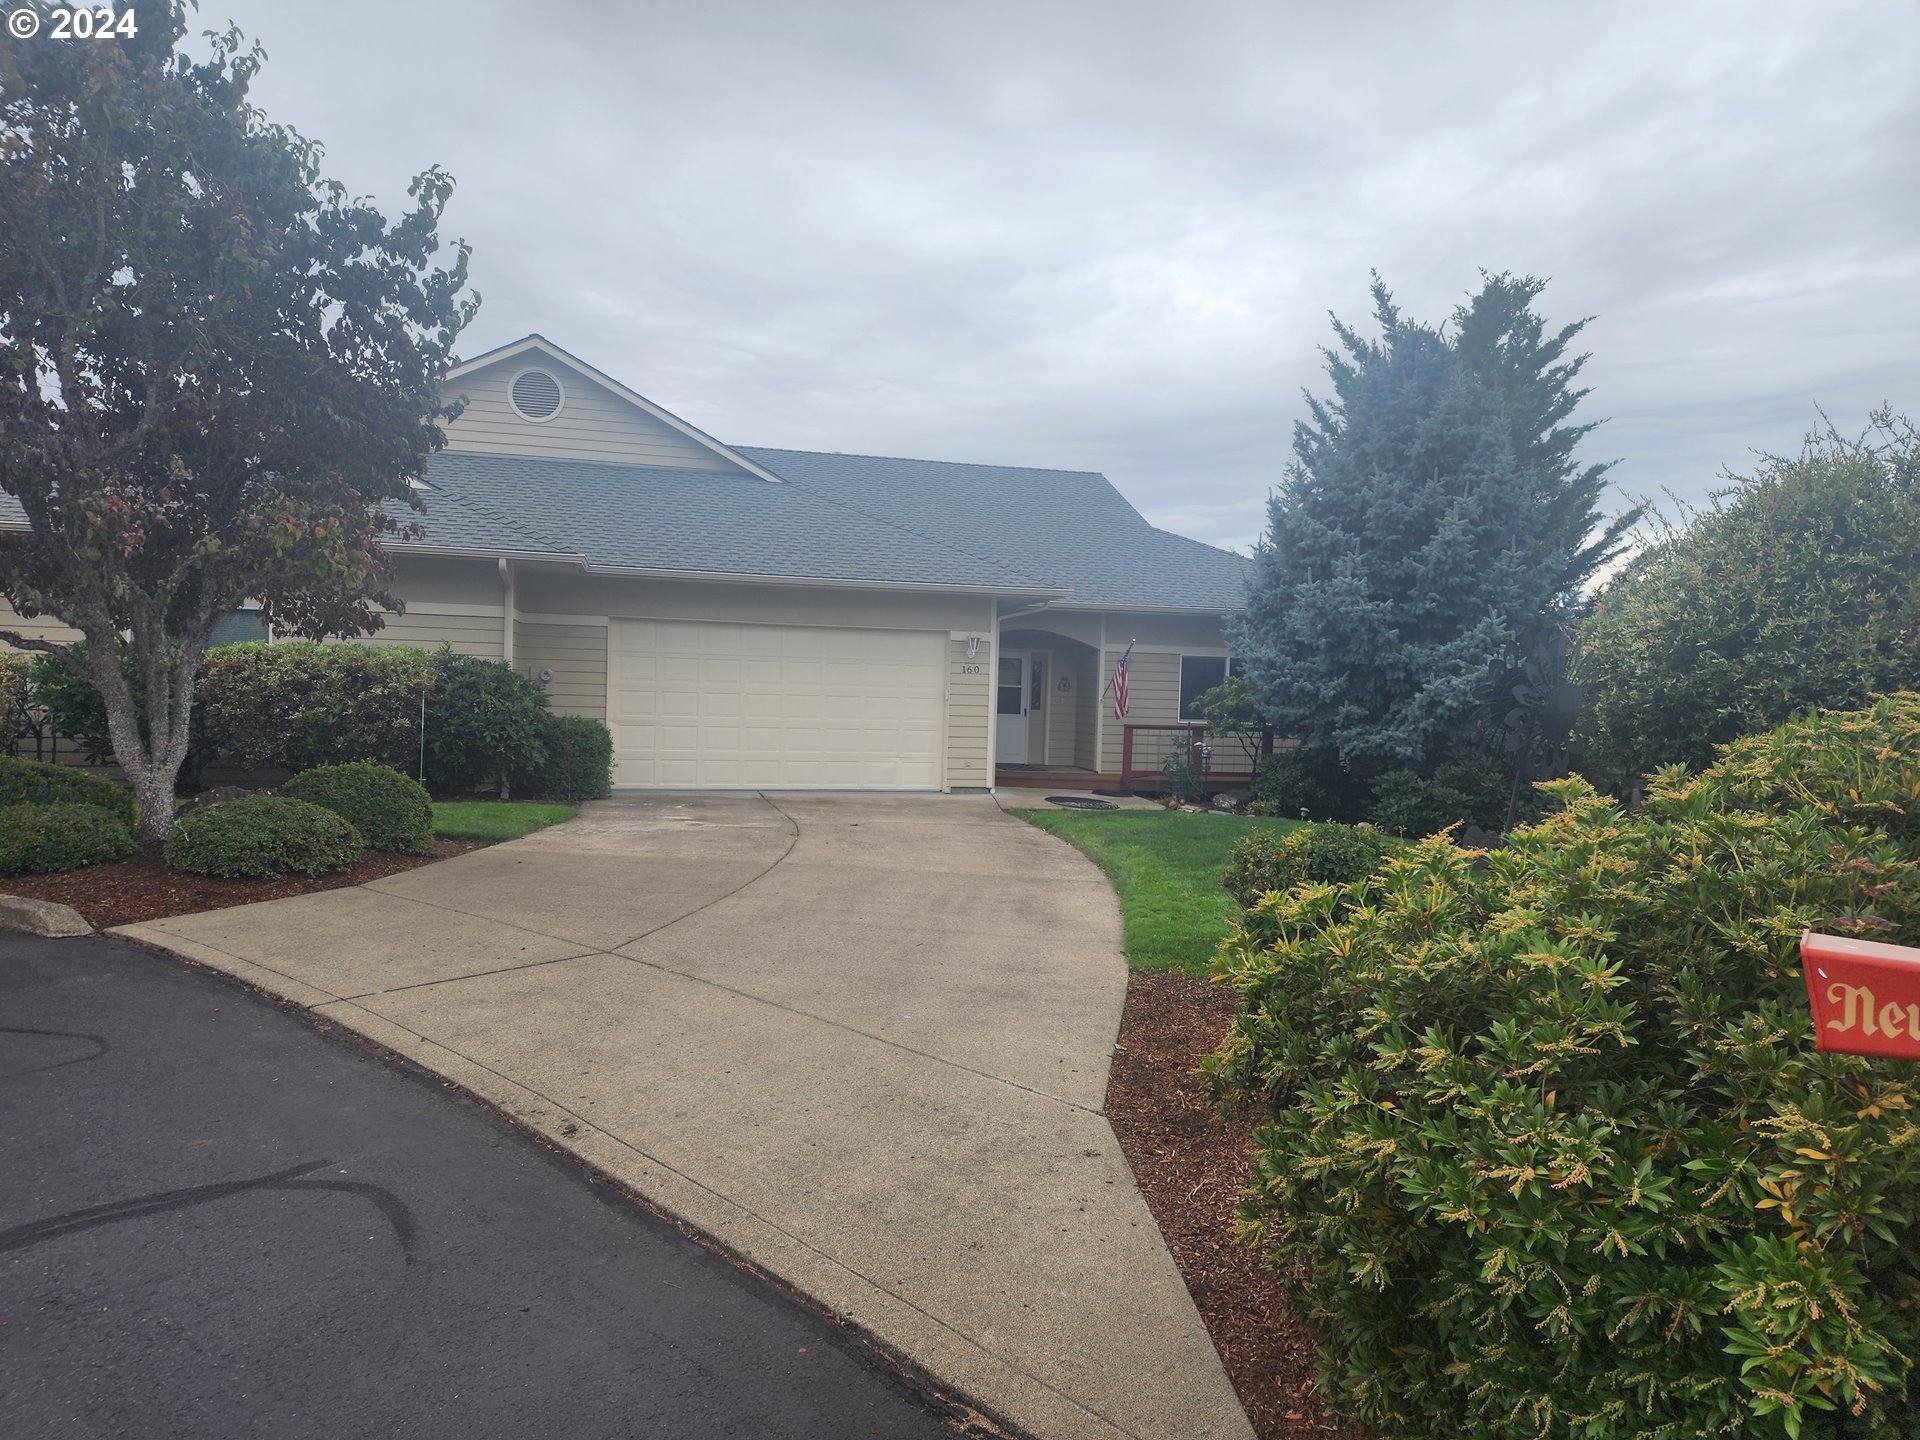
609, 618, 947, 789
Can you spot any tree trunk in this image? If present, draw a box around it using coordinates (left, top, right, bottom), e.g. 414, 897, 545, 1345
132, 766, 178, 846
85, 623, 204, 844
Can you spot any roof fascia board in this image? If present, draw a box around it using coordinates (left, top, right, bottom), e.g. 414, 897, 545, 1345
444, 336, 790, 485
390, 541, 1067, 598
1048, 601, 1248, 616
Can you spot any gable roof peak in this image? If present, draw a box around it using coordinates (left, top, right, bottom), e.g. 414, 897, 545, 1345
443, 334, 785, 485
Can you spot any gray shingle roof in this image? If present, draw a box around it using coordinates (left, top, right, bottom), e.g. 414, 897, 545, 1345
410, 451, 1054, 591
737, 447, 1249, 610
5, 442, 1251, 611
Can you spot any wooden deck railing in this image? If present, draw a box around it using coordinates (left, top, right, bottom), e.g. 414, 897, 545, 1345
1118, 722, 1273, 790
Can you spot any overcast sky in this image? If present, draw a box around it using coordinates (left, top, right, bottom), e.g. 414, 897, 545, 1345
206, 0, 1916, 555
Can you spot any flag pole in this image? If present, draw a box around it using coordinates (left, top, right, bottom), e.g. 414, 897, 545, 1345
1100, 638, 1137, 698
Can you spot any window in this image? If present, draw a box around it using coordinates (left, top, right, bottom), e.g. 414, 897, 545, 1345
996, 655, 1024, 716
208, 609, 270, 648
1179, 655, 1230, 719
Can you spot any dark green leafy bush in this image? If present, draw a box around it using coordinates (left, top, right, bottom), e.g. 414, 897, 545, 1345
1577, 411, 1920, 792
1205, 694, 1920, 1439
1366, 749, 1523, 837
198, 641, 437, 773
0, 653, 29, 752
28, 644, 213, 779
1223, 822, 1392, 909
280, 762, 433, 854
1250, 746, 1370, 822
514, 713, 612, 802
0, 802, 135, 876
423, 648, 549, 796
164, 795, 365, 878
0, 753, 135, 826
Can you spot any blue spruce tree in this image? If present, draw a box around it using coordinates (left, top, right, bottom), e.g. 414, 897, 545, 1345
1234, 278, 1585, 767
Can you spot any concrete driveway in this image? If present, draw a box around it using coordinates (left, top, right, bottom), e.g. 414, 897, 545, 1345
120, 794, 1253, 1440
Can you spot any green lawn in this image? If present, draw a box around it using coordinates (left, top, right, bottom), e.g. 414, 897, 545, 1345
1013, 807, 1302, 975
432, 801, 578, 845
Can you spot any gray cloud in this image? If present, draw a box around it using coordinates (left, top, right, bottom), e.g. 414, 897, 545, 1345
207, 0, 1916, 553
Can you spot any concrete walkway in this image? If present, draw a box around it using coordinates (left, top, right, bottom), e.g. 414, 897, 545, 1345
118, 794, 1253, 1440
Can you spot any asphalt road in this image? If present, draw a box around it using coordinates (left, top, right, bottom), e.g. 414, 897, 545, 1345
0, 933, 966, 1439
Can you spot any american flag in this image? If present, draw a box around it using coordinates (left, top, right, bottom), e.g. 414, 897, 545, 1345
1110, 640, 1135, 719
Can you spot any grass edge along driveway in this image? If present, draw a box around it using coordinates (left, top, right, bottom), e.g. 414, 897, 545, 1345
432, 800, 577, 845
1012, 807, 1301, 975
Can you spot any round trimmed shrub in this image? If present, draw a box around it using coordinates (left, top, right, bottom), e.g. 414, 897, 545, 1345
1206, 694, 1920, 1439
514, 713, 613, 802
0, 754, 136, 827
0, 802, 135, 876
164, 796, 365, 878
281, 762, 434, 854
1222, 821, 1392, 909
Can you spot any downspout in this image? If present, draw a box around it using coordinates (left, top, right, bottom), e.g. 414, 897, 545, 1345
986, 597, 998, 792
498, 558, 515, 668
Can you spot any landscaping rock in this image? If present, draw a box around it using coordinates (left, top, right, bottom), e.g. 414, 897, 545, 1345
0, 893, 93, 938
1209, 789, 1253, 811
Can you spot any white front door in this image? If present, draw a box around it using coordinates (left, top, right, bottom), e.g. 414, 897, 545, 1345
996, 652, 1030, 765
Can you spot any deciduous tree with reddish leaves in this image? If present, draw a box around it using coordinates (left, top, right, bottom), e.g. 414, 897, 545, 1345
0, 3, 476, 838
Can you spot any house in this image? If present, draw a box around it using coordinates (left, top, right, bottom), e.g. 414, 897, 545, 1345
3, 335, 1250, 792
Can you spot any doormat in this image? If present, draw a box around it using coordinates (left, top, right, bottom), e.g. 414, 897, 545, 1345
1044, 796, 1119, 810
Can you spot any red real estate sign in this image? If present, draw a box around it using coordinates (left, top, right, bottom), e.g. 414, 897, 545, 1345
1802, 931, 1920, 1060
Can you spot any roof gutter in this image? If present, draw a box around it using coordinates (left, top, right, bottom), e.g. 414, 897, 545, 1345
390, 543, 1069, 599
997, 600, 1056, 624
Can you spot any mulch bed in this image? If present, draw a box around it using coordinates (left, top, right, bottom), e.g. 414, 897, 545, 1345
1106, 971, 1370, 1440
5, 839, 477, 929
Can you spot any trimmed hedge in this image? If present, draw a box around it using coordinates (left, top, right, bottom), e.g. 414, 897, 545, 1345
198, 641, 437, 772
0, 753, 136, 827
517, 713, 613, 802
1205, 694, 1920, 1439
281, 762, 434, 854
1222, 821, 1392, 909
0, 802, 135, 876
164, 795, 365, 878
423, 647, 550, 796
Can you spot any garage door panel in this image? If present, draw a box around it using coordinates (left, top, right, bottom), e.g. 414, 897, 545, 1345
610, 618, 945, 790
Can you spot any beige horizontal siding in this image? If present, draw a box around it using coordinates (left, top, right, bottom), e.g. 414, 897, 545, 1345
442, 357, 742, 471
516, 618, 609, 719
1071, 649, 1100, 771
359, 608, 504, 659
946, 637, 992, 789
1098, 649, 1187, 774
0, 599, 83, 650
1042, 650, 1080, 769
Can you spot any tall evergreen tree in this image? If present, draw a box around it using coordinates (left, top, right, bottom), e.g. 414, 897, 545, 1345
1452, 272, 1639, 597
1234, 276, 1606, 765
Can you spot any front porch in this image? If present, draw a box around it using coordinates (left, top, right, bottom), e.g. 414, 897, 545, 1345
994, 721, 1267, 793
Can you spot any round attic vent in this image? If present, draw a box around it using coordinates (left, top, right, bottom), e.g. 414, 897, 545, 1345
509, 367, 564, 422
